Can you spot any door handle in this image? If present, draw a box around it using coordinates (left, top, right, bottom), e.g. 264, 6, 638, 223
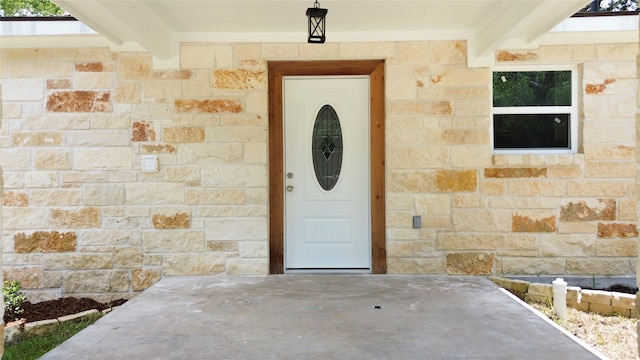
287, 185, 294, 192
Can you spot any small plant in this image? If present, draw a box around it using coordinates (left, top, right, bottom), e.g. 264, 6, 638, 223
4, 280, 27, 321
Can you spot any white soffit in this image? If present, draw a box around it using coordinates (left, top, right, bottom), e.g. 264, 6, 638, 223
2, 1, 625, 67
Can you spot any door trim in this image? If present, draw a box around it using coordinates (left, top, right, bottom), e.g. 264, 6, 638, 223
268, 60, 386, 274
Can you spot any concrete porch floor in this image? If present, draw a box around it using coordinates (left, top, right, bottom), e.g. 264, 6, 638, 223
41, 275, 603, 359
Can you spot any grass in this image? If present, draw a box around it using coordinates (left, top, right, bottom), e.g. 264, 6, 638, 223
528, 301, 637, 360
2, 314, 101, 360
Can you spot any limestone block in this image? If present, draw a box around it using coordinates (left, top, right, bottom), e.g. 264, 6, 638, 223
612, 293, 635, 309
186, 188, 245, 206
181, 45, 215, 68
496, 50, 538, 62
46, 90, 112, 112
243, 142, 267, 165
596, 238, 637, 257
44, 253, 112, 270
584, 144, 634, 160
125, 183, 184, 205
206, 126, 267, 143
130, 268, 161, 291
618, 198, 637, 221
54, 48, 110, 61
528, 283, 553, 297
133, 102, 172, 121
446, 252, 494, 275
2, 79, 44, 101
388, 146, 447, 169
69, 129, 131, 146
74, 72, 113, 90
0, 149, 30, 171
3, 266, 43, 289
538, 45, 572, 62
175, 99, 242, 113
43, 271, 63, 288
582, 290, 613, 307
114, 247, 143, 268
572, 45, 596, 61
299, 43, 339, 58
182, 80, 210, 97
164, 127, 205, 143
557, 221, 598, 234
501, 258, 565, 275
50, 208, 101, 228
201, 165, 266, 187
207, 241, 239, 252
596, 44, 638, 61
2, 191, 28, 206
11, 131, 63, 147
14, 231, 76, 254
512, 212, 556, 233
30, 189, 82, 206
566, 259, 630, 275
415, 193, 451, 217
539, 234, 594, 257
177, 143, 242, 165
386, 76, 417, 100
89, 113, 130, 129
212, 69, 266, 90
547, 166, 583, 179
387, 241, 414, 257
568, 181, 629, 197
450, 146, 491, 167
34, 149, 72, 170
427, 40, 466, 64
508, 180, 566, 197
560, 199, 616, 221
82, 184, 126, 206
245, 189, 267, 205
485, 168, 547, 178
25, 171, 58, 188
585, 161, 635, 178
162, 253, 225, 276
500, 234, 538, 251
2, 102, 22, 119
4, 208, 49, 230
583, 118, 635, 143
204, 218, 267, 241
597, 223, 638, 238
436, 234, 499, 250
116, 54, 152, 80
387, 257, 445, 274
238, 241, 268, 258
525, 293, 551, 304
452, 209, 511, 232
79, 229, 133, 247
143, 230, 204, 252
226, 258, 268, 275
152, 211, 190, 229
198, 205, 267, 218
64, 270, 130, 293
74, 148, 132, 171
114, 82, 141, 103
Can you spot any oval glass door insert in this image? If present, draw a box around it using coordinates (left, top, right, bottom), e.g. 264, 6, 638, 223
312, 104, 343, 191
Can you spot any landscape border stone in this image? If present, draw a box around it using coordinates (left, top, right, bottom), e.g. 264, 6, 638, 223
489, 276, 638, 318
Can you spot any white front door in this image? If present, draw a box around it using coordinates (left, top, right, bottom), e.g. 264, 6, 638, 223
284, 77, 370, 270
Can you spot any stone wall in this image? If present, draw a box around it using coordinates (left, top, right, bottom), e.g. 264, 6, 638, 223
0, 40, 637, 301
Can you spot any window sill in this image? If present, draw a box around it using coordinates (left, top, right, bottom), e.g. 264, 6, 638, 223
492, 153, 584, 166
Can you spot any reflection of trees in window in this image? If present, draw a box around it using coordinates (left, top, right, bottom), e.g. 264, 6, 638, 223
579, 0, 638, 13
0, 0, 66, 17
493, 71, 571, 107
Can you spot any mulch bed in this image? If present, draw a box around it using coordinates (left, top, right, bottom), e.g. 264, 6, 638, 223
5, 297, 128, 324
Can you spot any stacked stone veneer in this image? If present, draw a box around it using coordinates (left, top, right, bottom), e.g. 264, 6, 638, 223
0, 41, 637, 301
490, 277, 638, 318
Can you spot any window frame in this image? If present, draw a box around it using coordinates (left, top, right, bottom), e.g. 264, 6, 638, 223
491, 65, 579, 154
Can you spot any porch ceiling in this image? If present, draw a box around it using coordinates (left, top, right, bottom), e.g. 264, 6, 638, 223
52, 0, 590, 66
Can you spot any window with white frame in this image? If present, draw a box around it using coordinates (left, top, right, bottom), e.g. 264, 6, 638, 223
492, 66, 578, 153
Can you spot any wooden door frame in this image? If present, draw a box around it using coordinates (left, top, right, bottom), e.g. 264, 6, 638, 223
268, 60, 386, 274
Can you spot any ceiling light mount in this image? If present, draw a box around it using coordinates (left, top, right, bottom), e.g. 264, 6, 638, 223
306, 0, 327, 44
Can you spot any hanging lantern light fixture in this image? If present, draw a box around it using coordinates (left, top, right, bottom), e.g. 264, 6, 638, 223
306, 0, 327, 44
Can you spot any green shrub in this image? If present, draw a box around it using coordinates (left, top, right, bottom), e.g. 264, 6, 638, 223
4, 280, 27, 321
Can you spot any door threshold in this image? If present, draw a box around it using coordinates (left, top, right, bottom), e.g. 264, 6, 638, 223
285, 268, 371, 274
